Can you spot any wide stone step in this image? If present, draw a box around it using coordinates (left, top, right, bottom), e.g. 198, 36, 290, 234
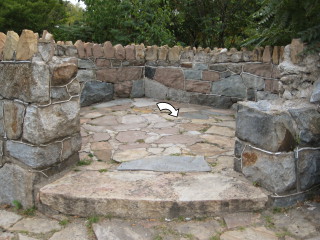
39, 170, 269, 219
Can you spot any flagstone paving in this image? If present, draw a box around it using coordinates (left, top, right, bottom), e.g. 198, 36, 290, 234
2, 98, 318, 239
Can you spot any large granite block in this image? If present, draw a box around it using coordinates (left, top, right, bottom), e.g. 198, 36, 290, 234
154, 67, 184, 90
236, 100, 298, 152
23, 99, 80, 145
0, 62, 50, 104
6, 141, 62, 168
80, 81, 113, 107
298, 149, 320, 191
144, 79, 169, 100
211, 75, 246, 99
242, 146, 296, 193
3, 101, 25, 140
0, 163, 36, 207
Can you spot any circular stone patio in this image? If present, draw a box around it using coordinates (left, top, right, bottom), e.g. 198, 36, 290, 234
39, 98, 269, 219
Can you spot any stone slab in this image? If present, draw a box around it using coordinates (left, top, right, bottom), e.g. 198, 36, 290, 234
49, 222, 88, 240
9, 218, 61, 234
0, 210, 22, 229
39, 171, 268, 219
117, 156, 211, 172
223, 212, 261, 229
93, 220, 155, 240
220, 226, 277, 240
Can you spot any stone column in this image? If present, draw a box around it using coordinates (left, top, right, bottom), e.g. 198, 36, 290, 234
0, 30, 81, 208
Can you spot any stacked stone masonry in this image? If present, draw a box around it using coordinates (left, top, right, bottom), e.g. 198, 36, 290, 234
0, 30, 81, 208
0, 29, 319, 207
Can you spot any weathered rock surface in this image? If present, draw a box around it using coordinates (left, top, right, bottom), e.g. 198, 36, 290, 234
241, 145, 296, 193
310, 80, 320, 103
80, 81, 113, 107
0, 210, 22, 229
211, 75, 246, 99
220, 226, 278, 240
0, 32, 6, 60
0, 164, 35, 207
3, 31, 19, 60
289, 107, 320, 147
131, 79, 144, 98
0, 62, 50, 104
236, 100, 298, 152
16, 30, 38, 60
3, 101, 25, 140
154, 68, 184, 89
39, 171, 268, 218
9, 218, 61, 234
49, 222, 88, 240
23, 100, 80, 144
52, 63, 77, 86
298, 149, 320, 191
6, 141, 62, 168
117, 156, 211, 172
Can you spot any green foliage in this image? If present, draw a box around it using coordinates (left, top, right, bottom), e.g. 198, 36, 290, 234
243, 0, 320, 49
83, 0, 176, 46
0, 0, 68, 34
59, 219, 69, 226
12, 200, 22, 210
23, 206, 36, 216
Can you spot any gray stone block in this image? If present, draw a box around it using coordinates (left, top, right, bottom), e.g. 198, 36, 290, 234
117, 156, 211, 172
61, 134, 82, 161
0, 140, 3, 166
209, 64, 227, 72
183, 69, 202, 80
0, 163, 36, 207
0, 101, 4, 137
23, 99, 80, 145
211, 75, 246, 99
6, 141, 62, 168
0, 62, 50, 104
298, 149, 320, 191
131, 80, 144, 98
289, 108, 320, 147
242, 146, 296, 193
241, 73, 265, 90
168, 88, 192, 103
145, 66, 156, 79
144, 79, 169, 100
236, 101, 297, 152
78, 59, 95, 69
80, 81, 114, 107
310, 80, 320, 103
193, 63, 208, 70
77, 69, 96, 83
3, 101, 25, 140
256, 91, 279, 101
190, 93, 233, 109
51, 87, 70, 103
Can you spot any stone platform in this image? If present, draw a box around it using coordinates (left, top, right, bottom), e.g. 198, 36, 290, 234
39, 98, 269, 219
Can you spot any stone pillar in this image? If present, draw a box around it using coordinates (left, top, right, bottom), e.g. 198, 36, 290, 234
0, 30, 81, 208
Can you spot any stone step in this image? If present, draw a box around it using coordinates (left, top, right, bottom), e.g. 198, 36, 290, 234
39, 170, 269, 219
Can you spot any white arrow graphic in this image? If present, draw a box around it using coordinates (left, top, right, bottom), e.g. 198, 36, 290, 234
156, 102, 179, 117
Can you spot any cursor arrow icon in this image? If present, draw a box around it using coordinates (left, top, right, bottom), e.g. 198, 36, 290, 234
156, 102, 179, 117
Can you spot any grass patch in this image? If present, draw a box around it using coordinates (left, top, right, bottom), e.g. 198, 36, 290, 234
77, 159, 92, 166
252, 181, 261, 187
59, 219, 69, 226
276, 231, 291, 238
87, 216, 99, 225
12, 200, 22, 210
264, 215, 275, 228
170, 153, 181, 156
153, 235, 163, 240
98, 169, 108, 173
210, 233, 221, 240
23, 206, 36, 216
88, 153, 94, 158
136, 139, 145, 143
272, 207, 287, 214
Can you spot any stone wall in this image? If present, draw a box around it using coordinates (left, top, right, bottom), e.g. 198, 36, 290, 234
65, 40, 284, 108
0, 30, 81, 207
234, 40, 320, 206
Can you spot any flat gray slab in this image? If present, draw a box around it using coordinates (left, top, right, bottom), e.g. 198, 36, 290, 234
117, 156, 211, 172
0, 210, 22, 229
